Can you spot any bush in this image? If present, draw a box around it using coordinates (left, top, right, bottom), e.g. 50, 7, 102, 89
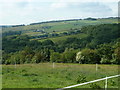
61, 48, 78, 63
76, 49, 101, 64
50, 51, 61, 62
76, 75, 87, 84
100, 58, 111, 64
90, 83, 101, 89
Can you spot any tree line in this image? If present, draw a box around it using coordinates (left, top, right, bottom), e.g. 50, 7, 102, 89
2, 24, 120, 64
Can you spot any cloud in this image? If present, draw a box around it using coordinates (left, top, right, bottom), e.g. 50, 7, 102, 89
50, 2, 68, 8
16, 2, 29, 8
0, 0, 118, 25
0, 0, 119, 3
50, 2, 113, 13
74, 2, 112, 12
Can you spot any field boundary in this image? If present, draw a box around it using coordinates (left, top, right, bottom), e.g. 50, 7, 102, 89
57, 74, 120, 90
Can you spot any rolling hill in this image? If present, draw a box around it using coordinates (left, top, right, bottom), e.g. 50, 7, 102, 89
2, 17, 118, 37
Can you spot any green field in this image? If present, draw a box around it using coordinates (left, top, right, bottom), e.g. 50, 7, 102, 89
2, 63, 119, 88
38, 33, 87, 43
2, 18, 118, 36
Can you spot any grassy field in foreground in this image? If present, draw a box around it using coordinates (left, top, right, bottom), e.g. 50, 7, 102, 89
2, 63, 119, 88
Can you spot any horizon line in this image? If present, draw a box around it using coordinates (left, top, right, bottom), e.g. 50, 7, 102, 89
0, 16, 118, 26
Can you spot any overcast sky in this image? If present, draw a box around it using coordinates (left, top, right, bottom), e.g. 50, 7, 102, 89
0, 0, 119, 25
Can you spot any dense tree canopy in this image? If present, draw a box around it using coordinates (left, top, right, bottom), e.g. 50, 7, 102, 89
2, 24, 120, 64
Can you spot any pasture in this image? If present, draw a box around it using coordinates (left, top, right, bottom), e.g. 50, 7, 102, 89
38, 33, 87, 43
2, 18, 118, 36
2, 63, 119, 88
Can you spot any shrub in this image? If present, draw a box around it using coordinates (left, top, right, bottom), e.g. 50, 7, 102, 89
76, 75, 87, 84
90, 83, 101, 89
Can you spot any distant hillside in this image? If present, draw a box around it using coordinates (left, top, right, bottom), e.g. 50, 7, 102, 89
2, 17, 118, 37
2, 22, 120, 64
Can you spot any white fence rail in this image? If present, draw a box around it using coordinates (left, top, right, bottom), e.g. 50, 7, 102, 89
57, 74, 120, 90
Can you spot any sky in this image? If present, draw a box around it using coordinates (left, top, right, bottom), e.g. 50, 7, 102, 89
0, 0, 119, 25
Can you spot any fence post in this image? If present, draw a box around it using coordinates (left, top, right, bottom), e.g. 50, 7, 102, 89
96, 63, 98, 72
58, 75, 120, 90
14, 61, 16, 69
53, 62, 55, 68
105, 76, 107, 90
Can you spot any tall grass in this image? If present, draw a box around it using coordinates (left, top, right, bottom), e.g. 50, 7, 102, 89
2, 63, 119, 88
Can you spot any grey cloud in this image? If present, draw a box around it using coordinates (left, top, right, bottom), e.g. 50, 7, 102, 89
16, 2, 29, 8
69, 2, 112, 13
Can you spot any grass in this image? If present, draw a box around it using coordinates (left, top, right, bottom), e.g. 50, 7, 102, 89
38, 33, 87, 43
2, 63, 119, 88
2, 18, 118, 36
